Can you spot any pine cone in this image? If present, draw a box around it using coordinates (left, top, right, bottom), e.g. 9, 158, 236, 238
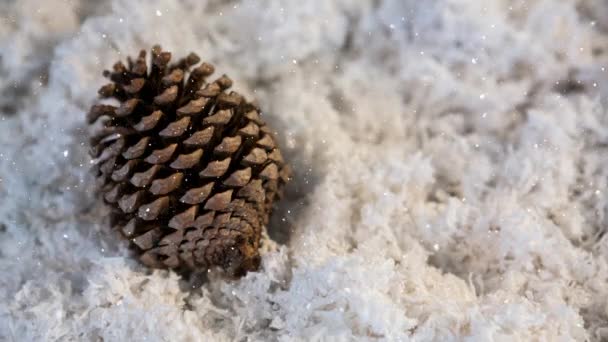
88, 45, 290, 276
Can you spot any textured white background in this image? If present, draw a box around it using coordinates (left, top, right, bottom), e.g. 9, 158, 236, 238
1, 0, 608, 340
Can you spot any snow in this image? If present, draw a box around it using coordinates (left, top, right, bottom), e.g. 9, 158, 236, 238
1, 0, 608, 340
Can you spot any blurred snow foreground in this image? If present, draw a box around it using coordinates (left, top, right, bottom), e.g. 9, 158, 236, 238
1, 0, 608, 340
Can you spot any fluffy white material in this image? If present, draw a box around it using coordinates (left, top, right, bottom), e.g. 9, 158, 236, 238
1, 0, 608, 340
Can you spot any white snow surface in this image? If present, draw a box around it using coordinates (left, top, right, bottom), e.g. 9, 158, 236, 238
1, 0, 608, 341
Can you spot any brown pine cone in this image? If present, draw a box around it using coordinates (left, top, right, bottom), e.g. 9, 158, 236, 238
88, 45, 290, 276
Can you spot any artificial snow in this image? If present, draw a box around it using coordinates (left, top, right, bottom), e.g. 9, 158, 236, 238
1, 0, 608, 340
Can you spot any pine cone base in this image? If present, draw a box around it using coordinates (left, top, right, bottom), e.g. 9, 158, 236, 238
88, 45, 290, 276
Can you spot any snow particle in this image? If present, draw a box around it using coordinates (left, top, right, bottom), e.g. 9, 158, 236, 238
156, 10, 162, 16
